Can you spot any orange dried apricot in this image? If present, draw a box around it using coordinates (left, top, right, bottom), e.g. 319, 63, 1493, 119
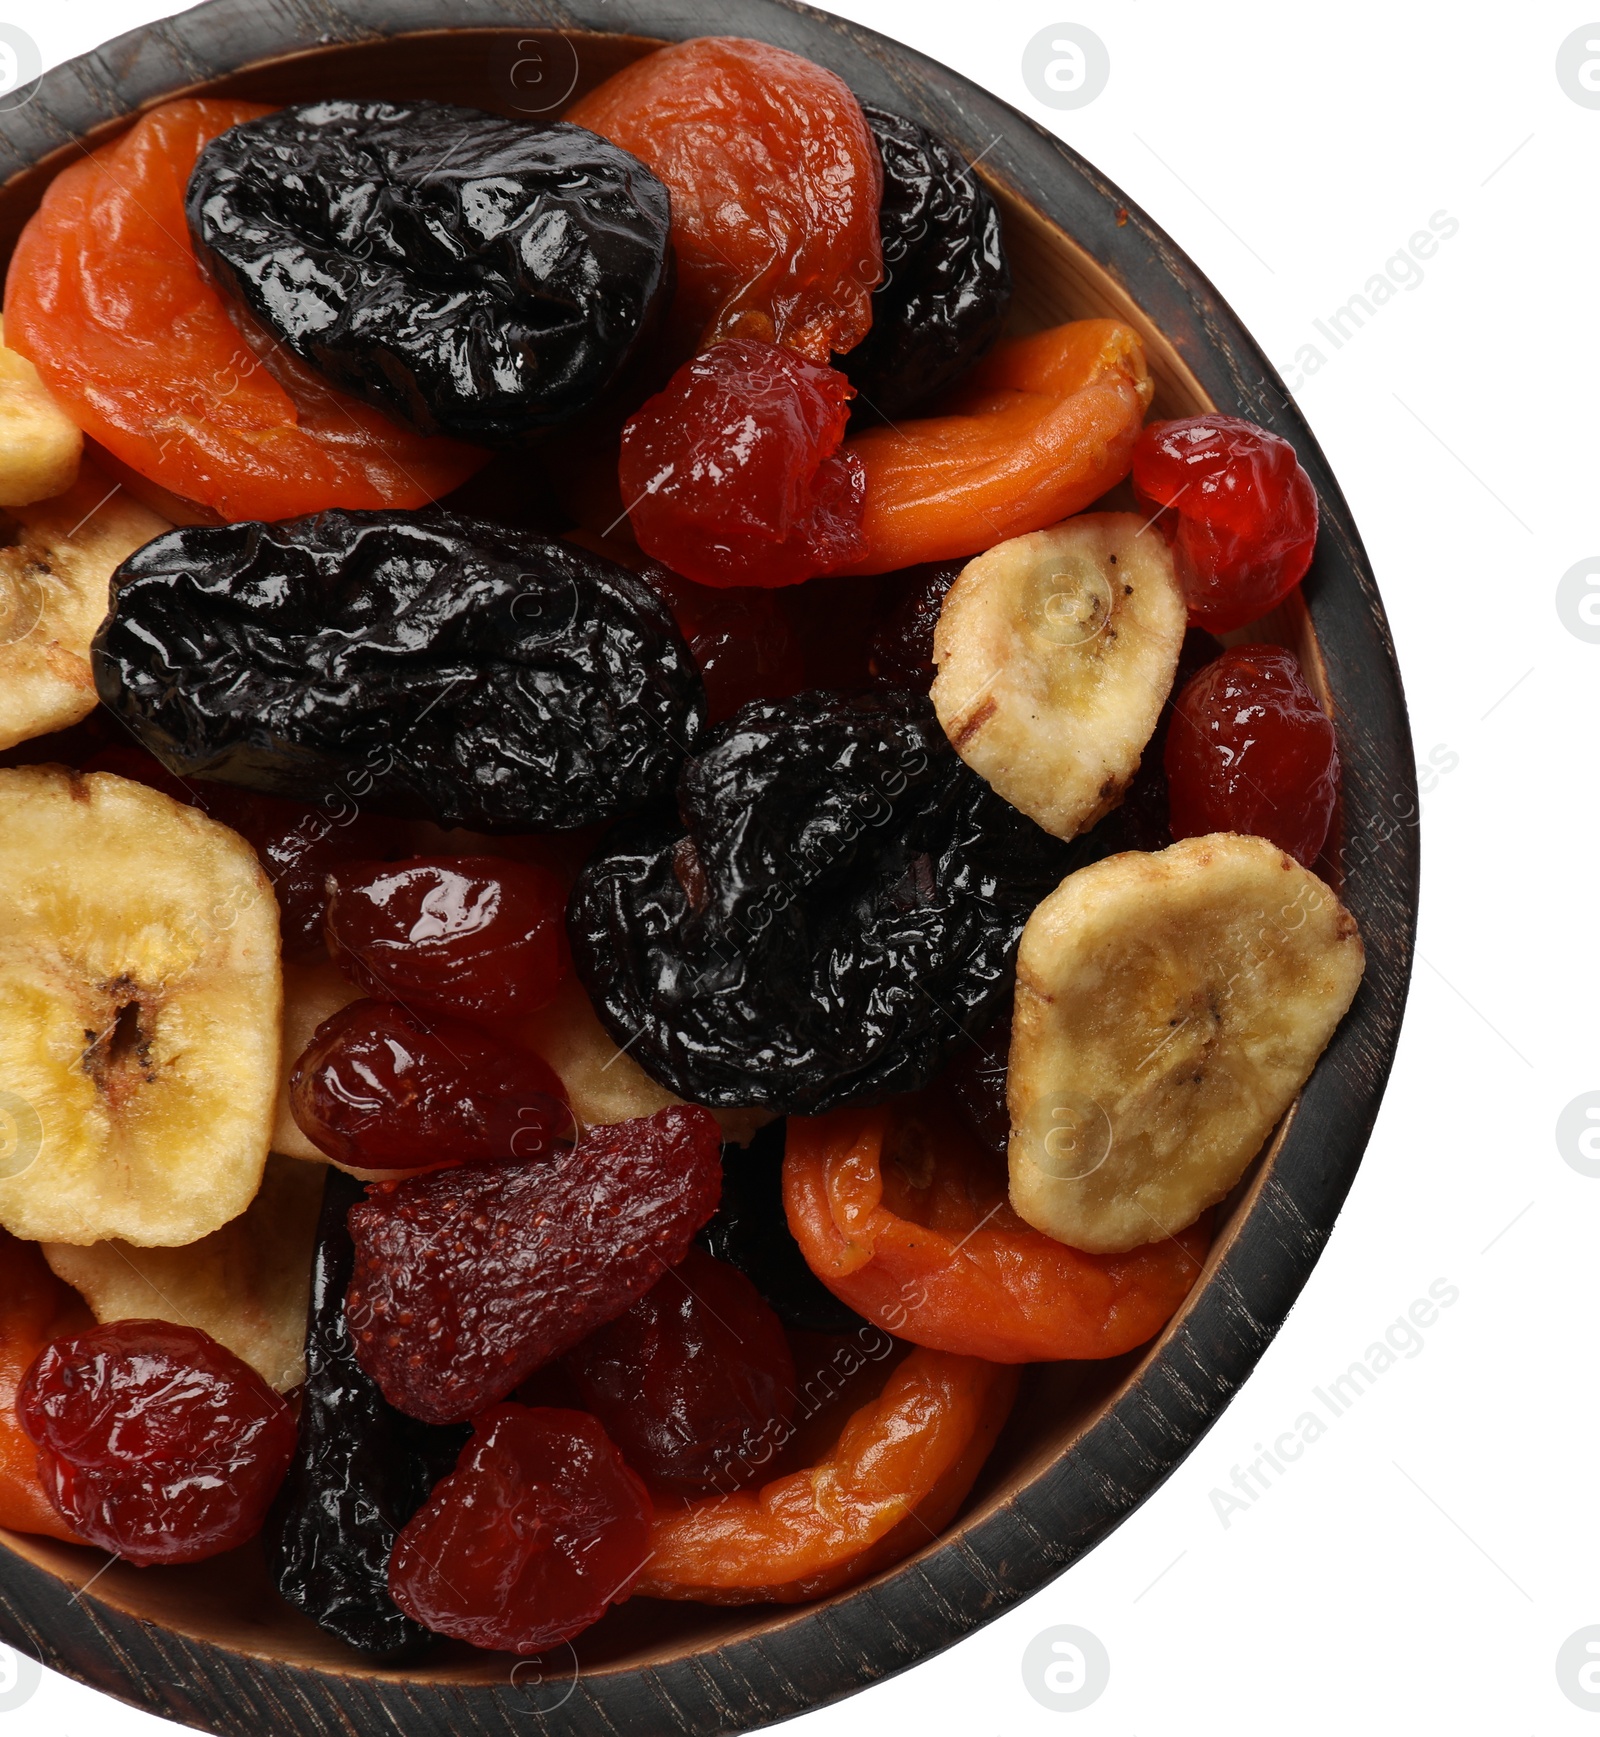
784, 1097, 1208, 1362
4, 100, 485, 522
840, 319, 1152, 573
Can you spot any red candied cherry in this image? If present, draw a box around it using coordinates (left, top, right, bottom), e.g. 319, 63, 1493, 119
289, 999, 572, 1171
641, 563, 807, 724
17, 1320, 296, 1565
619, 338, 867, 588
325, 856, 569, 1019
1165, 644, 1339, 867
1132, 414, 1318, 633
389, 1405, 651, 1654
562, 1247, 795, 1497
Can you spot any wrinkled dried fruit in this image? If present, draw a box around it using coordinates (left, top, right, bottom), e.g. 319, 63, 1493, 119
18, 1319, 296, 1564
346, 1106, 723, 1424
642, 562, 807, 724
568, 689, 1070, 1114
326, 856, 568, 1020
389, 1404, 651, 1653
563, 1247, 795, 1496
188, 102, 672, 442
845, 107, 1010, 420
267, 1168, 467, 1661
290, 999, 571, 1171
4, 100, 485, 521
866, 561, 962, 691
620, 339, 866, 588
569, 36, 882, 359
93, 509, 705, 831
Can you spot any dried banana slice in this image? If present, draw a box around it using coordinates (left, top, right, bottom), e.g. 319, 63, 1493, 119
0, 767, 282, 1246
1008, 833, 1365, 1253
0, 457, 169, 751
44, 1153, 324, 1391
931, 512, 1186, 839
0, 315, 81, 507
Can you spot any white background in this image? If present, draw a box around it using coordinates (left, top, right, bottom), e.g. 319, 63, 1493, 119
2, 1, 1593, 1732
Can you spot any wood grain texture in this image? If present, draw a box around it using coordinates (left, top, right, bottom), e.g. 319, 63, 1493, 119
0, 3, 1419, 1732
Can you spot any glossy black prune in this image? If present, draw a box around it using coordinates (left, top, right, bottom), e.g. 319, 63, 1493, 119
568, 688, 1071, 1114
265, 1169, 467, 1661
187, 101, 672, 442
92, 509, 706, 832
844, 107, 1011, 421
697, 1122, 868, 1333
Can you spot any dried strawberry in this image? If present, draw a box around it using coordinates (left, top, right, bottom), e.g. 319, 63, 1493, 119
345, 1107, 724, 1425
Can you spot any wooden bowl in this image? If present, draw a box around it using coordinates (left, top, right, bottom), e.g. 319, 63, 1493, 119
0, 4, 1419, 1732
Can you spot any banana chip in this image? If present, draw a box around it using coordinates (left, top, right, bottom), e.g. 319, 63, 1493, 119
931, 513, 1186, 839
1008, 833, 1365, 1253
0, 457, 170, 752
0, 315, 81, 508
0, 767, 282, 1246
44, 1153, 324, 1391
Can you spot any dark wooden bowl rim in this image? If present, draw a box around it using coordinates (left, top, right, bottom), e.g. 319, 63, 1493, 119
0, 4, 1418, 1733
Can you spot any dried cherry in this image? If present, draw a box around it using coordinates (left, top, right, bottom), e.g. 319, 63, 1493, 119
4, 100, 485, 521
187, 102, 672, 442
568, 37, 882, 360
345, 1106, 723, 1424
1132, 414, 1318, 632
563, 1248, 795, 1497
18, 1320, 296, 1565
290, 999, 571, 1171
92, 509, 706, 832
1165, 643, 1339, 867
568, 689, 1070, 1114
266, 1169, 467, 1660
641, 564, 807, 725
866, 561, 963, 690
620, 340, 866, 588
325, 856, 568, 1020
389, 1405, 651, 1653
845, 107, 1011, 420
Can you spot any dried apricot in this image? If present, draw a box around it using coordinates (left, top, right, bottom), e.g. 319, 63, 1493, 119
4, 100, 485, 521
783, 1098, 1209, 1361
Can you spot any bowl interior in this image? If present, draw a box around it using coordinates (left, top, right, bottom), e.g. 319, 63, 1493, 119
0, 27, 1326, 1686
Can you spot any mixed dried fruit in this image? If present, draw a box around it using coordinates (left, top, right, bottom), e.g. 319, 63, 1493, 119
0, 34, 1370, 1661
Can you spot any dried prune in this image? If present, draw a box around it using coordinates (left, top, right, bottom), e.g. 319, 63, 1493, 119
563, 1248, 795, 1497
567, 689, 1072, 1114
325, 856, 569, 1020
92, 509, 706, 832
187, 102, 672, 442
266, 1169, 467, 1661
845, 108, 1011, 421
18, 1320, 296, 1565
698, 1122, 868, 1332
346, 1106, 723, 1424
290, 1000, 572, 1171
389, 1405, 651, 1654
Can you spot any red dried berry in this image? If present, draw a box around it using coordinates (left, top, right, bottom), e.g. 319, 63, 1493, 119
620, 338, 867, 588
1165, 644, 1339, 867
289, 999, 571, 1171
1132, 414, 1318, 633
562, 1248, 795, 1497
346, 1106, 724, 1424
325, 855, 569, 1020
388, 1405, 650, 1654
17, 1320, 296, 1565
641, 564, 807, 725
